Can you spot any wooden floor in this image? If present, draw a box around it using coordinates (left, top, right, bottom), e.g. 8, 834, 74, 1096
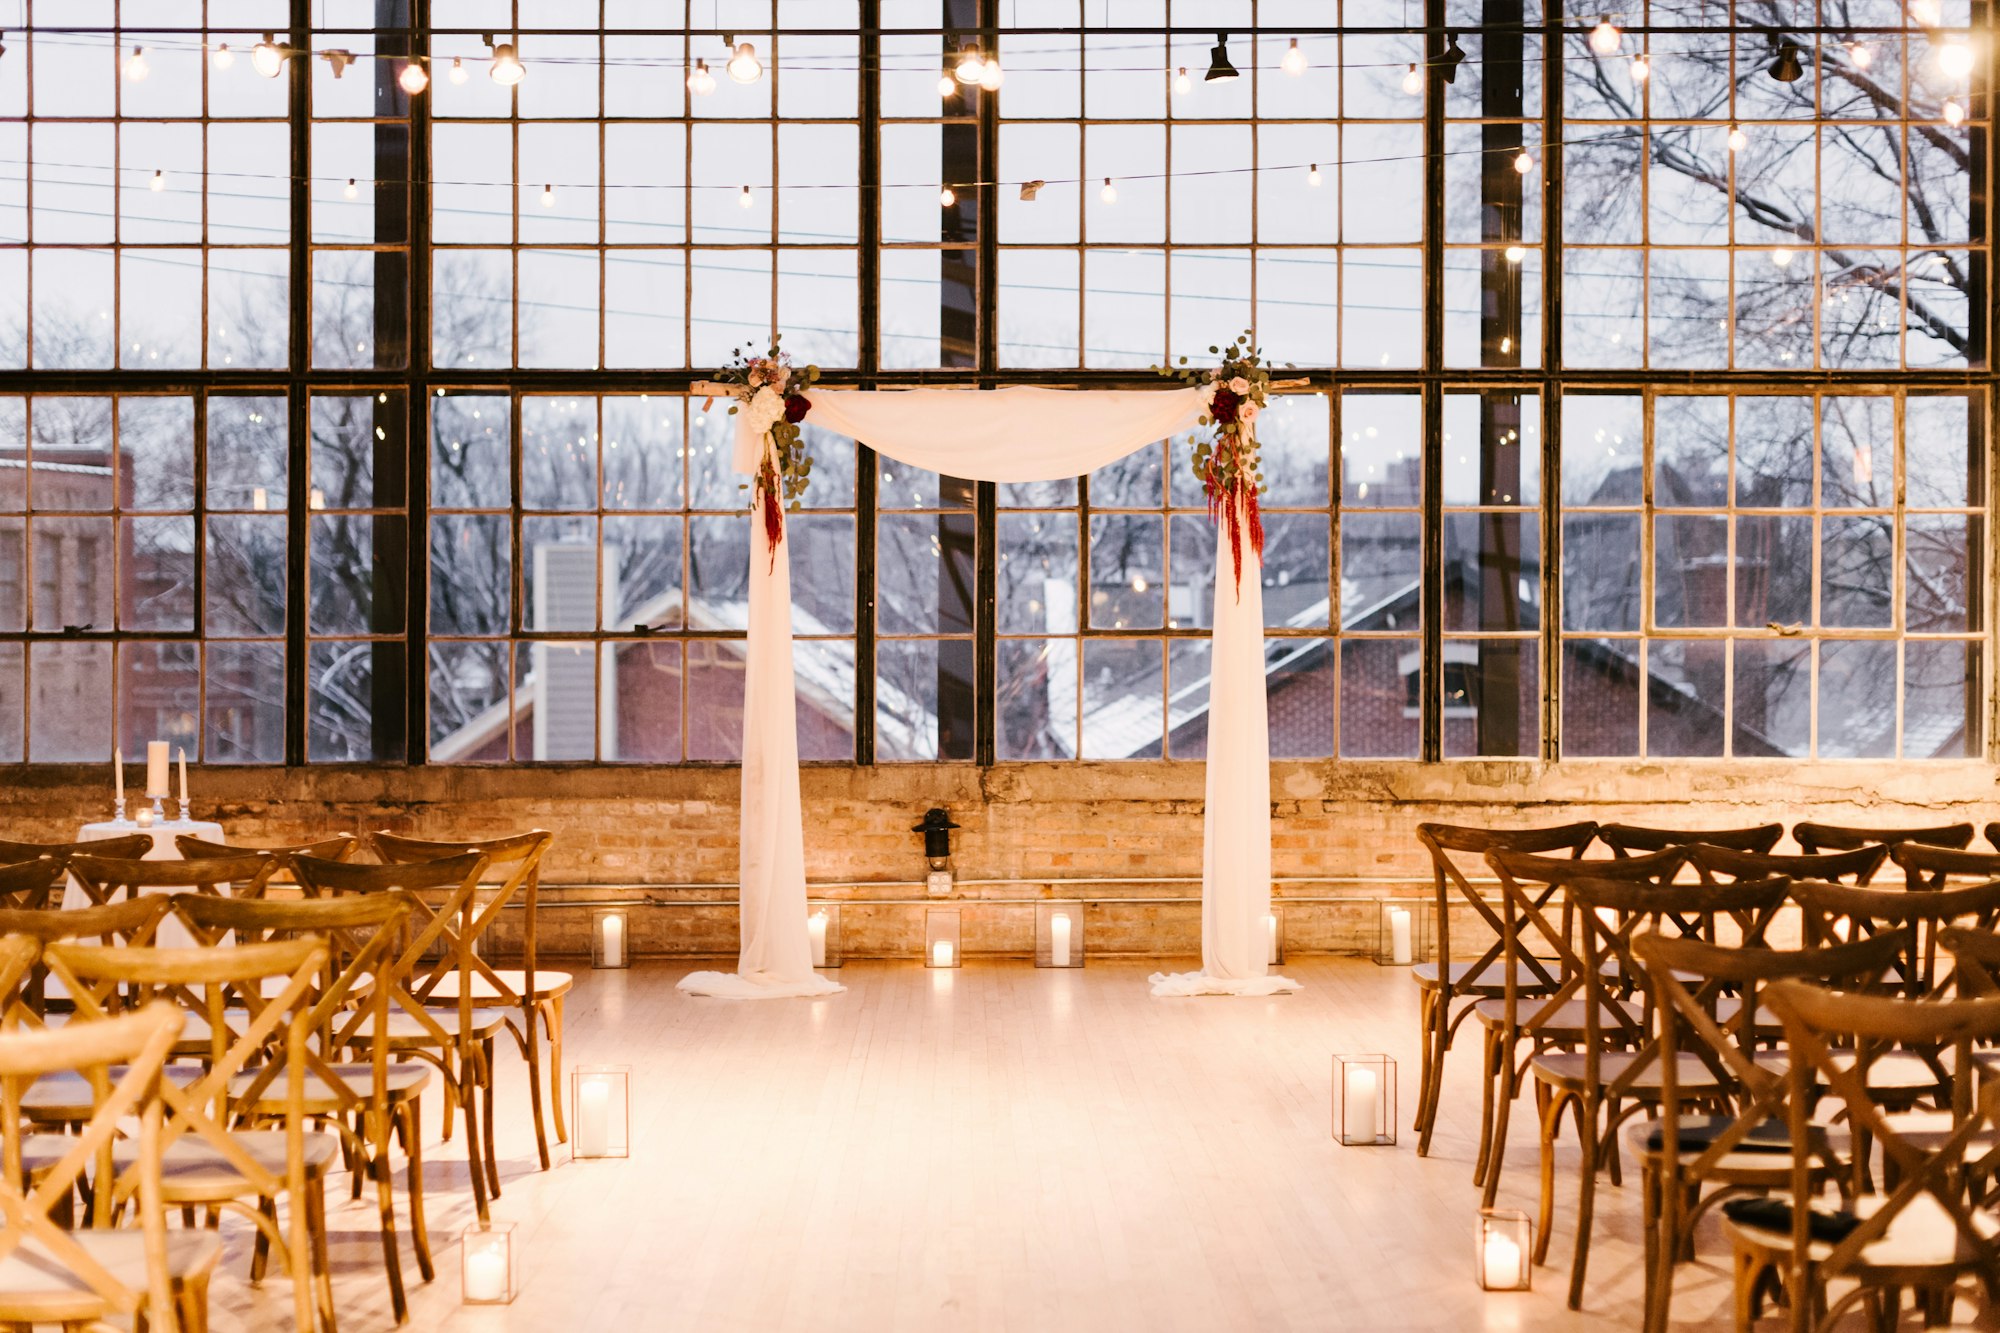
205, 957, 1746, 1332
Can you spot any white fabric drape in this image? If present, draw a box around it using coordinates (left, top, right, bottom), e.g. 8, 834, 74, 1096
678, 493, 843, 1000
1149, 492, 1300, 997
699, 383, 1295, 999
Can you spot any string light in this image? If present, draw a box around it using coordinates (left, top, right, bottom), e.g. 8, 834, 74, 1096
954, 42, 986, 85
1631, 53, 1650, 81
1514, 150, 1535, 174
1771, 246, 1794, 267
1282, 37, 1307, 76
980, 55, 1004, 90
251, 34, 286, 78
738, 184, 754, 209
1847, 41, 1873, 69
210, 42, 234, 70
1100, 177, 1118, 204
1938, 37, 1973, 79
1944, 97, 1965, 124
1401, 63, 1423, 94
938, 71, 956, 96
1307, 163, 1322, 185
344, 177, 358, 199
1910, 0, 1942, 26
487, 37, 525, 86
399, 60, 429, 94
939, 184, 956, 206
1589, 15, 1622, 55
1505, 243, 1526, 262
688, 58, 715, 94
123, 45, 149, 81
541, 183, 555, 207
726, 39, 763, 84
449, 56, 469, 84
149, 169, 164, 192
1173, 66, 1191, 95
1728, 123, 1749, 152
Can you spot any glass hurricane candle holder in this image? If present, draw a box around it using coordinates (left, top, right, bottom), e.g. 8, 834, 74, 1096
570, 1065, 630, 1160
1331, 1054, 1396, 1146
1036, 901, 1083, 968
591, 907, 630, 969
1373, 899, 1434, 966
926, 906, 961, 968
461, 1221, 517, 1304
807, 902, 842, 968
1476, 1209, 1533, 1291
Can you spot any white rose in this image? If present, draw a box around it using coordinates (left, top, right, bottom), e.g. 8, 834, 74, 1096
744, 384, 786, 438
1228, 376, 1250, 396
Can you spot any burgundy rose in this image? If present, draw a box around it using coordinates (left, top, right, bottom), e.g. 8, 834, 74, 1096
1210, 387, 1240, 425
784, 393, 812, 424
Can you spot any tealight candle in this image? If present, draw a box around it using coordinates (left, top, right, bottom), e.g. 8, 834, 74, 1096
135, 806, 155, 829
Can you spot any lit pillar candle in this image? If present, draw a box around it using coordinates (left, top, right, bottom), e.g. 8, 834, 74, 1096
1346, 1066, 1379, 1143
931, 939, 954, 967
601, 913, 625, 968
807, 910, 828, 968
1265, 913, 1279, 965
145, 741, 169, 797
465, 1243, 508, 1301
1482, 1230, 1523, 1289
1050, 912, 1071, 967
1390, 908, 1413, 965
176, 746, 188, 805
577, 1077, 611, 1157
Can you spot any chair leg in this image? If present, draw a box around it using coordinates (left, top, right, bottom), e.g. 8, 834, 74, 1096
1417, 992, 1452, 1157
250, 1195, 277, 1284
1413, 989, 1436, 1138
310, 1175, 338, 1333
482, 1038, 501, 1198
462, 1063, 491, 1226
1732, 1247, 1759, 1333
547, 995, 568, 1145
1473, 1027, 1498, 1189
1641, 1162, 1669, 1333
524, 1002, 551, 1171
440, 1047, 457, 1143
1483, 1040, 1519, 1209
177, 1275, 213, 1333
1534, 1089, 1565, 1266
373, 1145, 409, 1325
404, 1099, 435, 1284
1568, 1098, 1600, 1311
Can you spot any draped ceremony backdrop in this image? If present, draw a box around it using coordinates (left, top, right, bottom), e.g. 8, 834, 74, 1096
677, 386, 1302, 999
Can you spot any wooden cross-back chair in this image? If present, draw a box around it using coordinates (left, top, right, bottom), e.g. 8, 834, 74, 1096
66, 850, 281, 909
1540, 875, 1792, 1311
0, 896, 175, 1020
1729, 983, 2000, 1333
0, 1000, 223, 1332
177, 834, 361, 898
41, 937, 334, 1333
1690, 842, 1891, 887
1595, 823, 1785, 857
293, 850, 511, 1223
371, 829, 571, 1170
1472, 845, 1693, 1206
0, 833, 153, 870
1411, 820, 1599, 1158
173, 890, 438, 1323
1633, 928, 1909, 1333
1889, 842, 2000, 893
1793, 821, 1974, 856
0, 855, 68, 911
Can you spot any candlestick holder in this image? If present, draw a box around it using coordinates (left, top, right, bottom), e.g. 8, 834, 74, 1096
925, 907, 961, 968
111, 797, 127, 825
1476, 1209, 1533, 1291
806, 902, 842, 969
570, 1065, 630, 1160
149, 796, 167, 825
1035, 901, 1084, 968
174, 798, 190, 825
1331, 1054, 1396, 1146
459, 1221, 518, 1304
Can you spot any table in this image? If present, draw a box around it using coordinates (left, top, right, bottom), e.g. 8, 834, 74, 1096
62, 817, 228, 946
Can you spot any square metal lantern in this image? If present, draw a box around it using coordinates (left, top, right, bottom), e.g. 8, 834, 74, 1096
926, 907, 962, 968
591, 907, 631, 969
1036, 901, 1084, 968
570, 1065, 630, 1160
807, 902, 843, 969
1331, 1054, 1396, 1146
460, 1222, 517, 1304
1373, 899, 1435, 967
1265, 906, 1284, 965
1476, 1209, 1534, 1291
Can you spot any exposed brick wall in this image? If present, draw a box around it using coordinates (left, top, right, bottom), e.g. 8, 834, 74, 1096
8, 758, 1995, 959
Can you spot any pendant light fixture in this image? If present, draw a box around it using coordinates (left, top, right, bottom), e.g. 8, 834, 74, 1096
1439, 31, 1466, 84
1767, 38, 1805, 83
251, 33, 287, 78
725, 36, 763, 84
1205, 32, 1239, 82
954, 42, 986, 84
486, 35, 525, 86
688, 59, 716, 94
1588, 15, 1622, 55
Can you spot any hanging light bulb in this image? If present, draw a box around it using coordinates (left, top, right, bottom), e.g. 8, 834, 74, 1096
726, 40, 763, 84
738, 185, 754, 209
251, 33, 287, 78
938, 71, 955, 96
1728, 123, 1749, 152
1938, 37, 1974, 79
449, 56, 469, 84
1847, 41, 1873, 69
123, 45, 149, 81
486, 37, 525, 86
1173, 66, 1192, 95
541, 183, 555, 207
1944, 96, 1966, 124
980, 55, 1004, 90
1307, 163, 1322, 186
1514, 149, 1535, 174
1771, 246, 1794, 267
1100, 177, 1118, 204
1206, 32, 1240, 82
934, 183, 956, 208
210, 42, 234, 70
1910, 0, 1943, 25
1589, 15, 1622, 55
149, 169, 165, 192
1631, 52, 1650, 82
688, 59, 716, 94
1504, 243, 1527, 262
954, 42, 985, 84
344, 177, 358, 200
1282, 37, 1307, 76
1402, 63, 1423, 94
399, 60, 429, 94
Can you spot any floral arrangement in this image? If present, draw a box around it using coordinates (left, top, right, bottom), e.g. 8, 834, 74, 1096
715, 336, 819, 562
1157, 331, 1269, 595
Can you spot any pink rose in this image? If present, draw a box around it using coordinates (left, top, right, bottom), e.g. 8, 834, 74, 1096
1228, 376, 1250, 396
1242, 401, 1260, 427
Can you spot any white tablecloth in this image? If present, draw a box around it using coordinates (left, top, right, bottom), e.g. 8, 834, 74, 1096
62, 818, 227, 946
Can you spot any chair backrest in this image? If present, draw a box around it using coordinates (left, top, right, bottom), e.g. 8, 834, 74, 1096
1417, 822, 1597, 993
372, 830, 555, 999
0, 1002, 184, 1325
1888, 842, 2000, 892
0, 856, 67, 910
1595, 822, 1783, 857
1689, 841, 1889, 887
66, 852, 279, 907
175, 834, 359, 893
1790, 877, 2000, 998
1763, 981, 2000, 1295
1793, 820, 1973, 855
0, 834, 153, 868
0, 896, 176, 1019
